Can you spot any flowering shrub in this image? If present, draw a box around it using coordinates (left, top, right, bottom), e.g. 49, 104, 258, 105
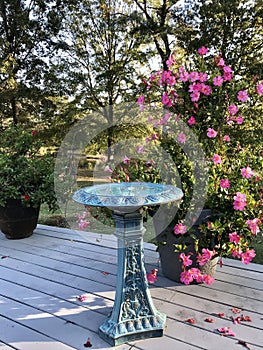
135, 47, 262, 284
0, 126, 58, 211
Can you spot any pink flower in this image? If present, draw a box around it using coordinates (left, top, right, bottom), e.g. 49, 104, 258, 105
137, 95, 144, 105
189, 268, 203, 283
232, 247, 242, 259
188, 116, 196, 125
197, 248, 213, 266
202, 274, 215, 285
201, 84, 212, 95
237, 90, 249, 102
147, 269, 158, 284
166, 54, 176, 67
189, 71, 199, 82
217, 58, 225, 67
79, 220, 90, 230
198, 46, 208, 55
179, 71, 189, 82
256, 82, 263, 95
78, 211, 88, 220
228, 103, 238, 115
162, 92, 172, 106
229, 232, 241, 244
199, 72, 208, 82
220, 178, 230, 188
104, 165, 113, 173
180, 270, 194, 285
233, 200, 247, 211
174, 223, 187, 235
212, 154, 222, 164
136, 145, 144, 154
223, 65, 232, 73
241, 166, 254, 179
223, 135, 231, 142
235, 115, 244, 124
241, 249, 256, 264
234, 192, 247, 202
223, 72, 233, 81
213, 76, 224, 86
217, 327, 236, 337
233, 192, 247, 211
245, 218, 261, 235
123, 156, 130, 164
207, 128, 218, 138
190, 91, 200, 102
179, 253, 193, 267
178, 132, 187, 143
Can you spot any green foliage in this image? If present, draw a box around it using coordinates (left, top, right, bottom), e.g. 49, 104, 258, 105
0, 126, 58, 211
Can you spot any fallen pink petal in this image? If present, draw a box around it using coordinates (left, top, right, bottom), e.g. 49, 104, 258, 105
185, 318, 195, 324
217, 327, 236, 337
204, 318, 215, 323
146, 269, 158, 284
77, 295, 87, 302
101, 271, 109, 275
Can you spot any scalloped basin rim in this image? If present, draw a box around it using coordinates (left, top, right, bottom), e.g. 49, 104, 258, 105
73, 182, 183, 208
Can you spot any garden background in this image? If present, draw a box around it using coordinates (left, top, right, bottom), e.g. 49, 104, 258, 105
0, 0, 262, 262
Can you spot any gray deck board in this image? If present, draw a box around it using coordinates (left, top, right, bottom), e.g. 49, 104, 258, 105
0, 224, 262, 350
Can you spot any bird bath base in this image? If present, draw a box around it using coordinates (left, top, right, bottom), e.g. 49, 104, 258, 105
98, 210, 166, 346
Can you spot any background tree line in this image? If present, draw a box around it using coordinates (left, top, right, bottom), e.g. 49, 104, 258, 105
0, 0, 262, 150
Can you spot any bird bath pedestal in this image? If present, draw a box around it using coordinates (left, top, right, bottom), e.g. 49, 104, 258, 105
73, 182, 183, 346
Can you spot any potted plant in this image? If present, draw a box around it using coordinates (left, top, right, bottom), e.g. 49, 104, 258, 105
134, 47, 263, 284
0, 126, 58, 239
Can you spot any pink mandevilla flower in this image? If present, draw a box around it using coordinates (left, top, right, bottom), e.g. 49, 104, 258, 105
233, 192, 247, 211
237, 90, 249, 102
207, 128, 218, 138
223, 135, 231, 142
173, 223, 187, 235
241, 249, 256, 264
241, 166, 254, 179
245, 218, 261, 235
179, 253, 193, 267
212, 154, 222, 164
229, 232, 241, 244
202, 274, 215, 285
220, 178, 230, 188
180, 270, 194, 285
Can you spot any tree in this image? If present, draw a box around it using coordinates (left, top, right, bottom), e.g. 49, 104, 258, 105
0, 0, 65, 127
174, 0, 263, 76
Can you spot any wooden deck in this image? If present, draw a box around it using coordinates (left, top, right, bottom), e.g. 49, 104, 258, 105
0, 224, 262, 350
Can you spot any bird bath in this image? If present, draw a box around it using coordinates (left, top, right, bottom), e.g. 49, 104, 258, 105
73, 182, 183, 346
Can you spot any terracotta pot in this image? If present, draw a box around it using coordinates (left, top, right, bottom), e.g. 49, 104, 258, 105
0, 199, 40, 239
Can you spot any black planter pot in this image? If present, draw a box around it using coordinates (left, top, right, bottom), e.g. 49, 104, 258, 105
0, 199, 40, 239
156, 209, 217, 282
